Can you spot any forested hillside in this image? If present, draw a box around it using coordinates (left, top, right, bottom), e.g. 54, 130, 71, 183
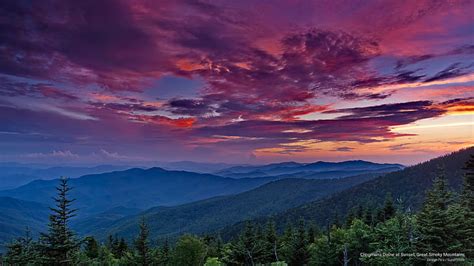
79, 172, 381, 240
0, 167, 277, 215
225, 147, 473, 236
3, 152, 473, 265
0, 197, 49, 248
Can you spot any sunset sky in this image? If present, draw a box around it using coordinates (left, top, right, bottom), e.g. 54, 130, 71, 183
0, 0, 473, 165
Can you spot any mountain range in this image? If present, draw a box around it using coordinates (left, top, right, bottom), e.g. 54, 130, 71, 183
75, 172, 382, 240
0, 168, 276, 215
0, 164, 133, 190
222, 147, 473, 238
216, 160, 404, 178
1, 151, 470, 250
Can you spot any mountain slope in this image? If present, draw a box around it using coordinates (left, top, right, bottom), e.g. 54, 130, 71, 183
82, 172, 382, 240
223, 147, 473, 237
0, 197, 49, 250
0, 167, 277, 215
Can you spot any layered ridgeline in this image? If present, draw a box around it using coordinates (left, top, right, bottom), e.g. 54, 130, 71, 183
0, 167, 277, 215
216, 160, 403, 178
223, 146, 473, 237
0, 160, 403, 215
0, 164, 133, 190
75, 172, 381, 240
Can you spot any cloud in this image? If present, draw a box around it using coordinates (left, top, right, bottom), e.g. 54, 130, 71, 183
24, 150, 80, 159
333, 147, 354, 152
0, 0, 473, 163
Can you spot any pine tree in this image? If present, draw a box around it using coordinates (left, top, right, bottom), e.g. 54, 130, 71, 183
84, 236, 99, 259
416, 167, 458, 253
363, 208, 374, 227
39, 177, 79, 265
307, 222, 319, 244
134, 217, 151, 266
116, 237, 128, 258
279, 222, 294, 262
5, 227, 39, 264
288, 219, 309, 266
382, 193, 396, 221
161, 238, 170, 264
106, 234, 115, 250
457, 155, 474, 257
462, 155, 474, 211
263, 221, 279, 263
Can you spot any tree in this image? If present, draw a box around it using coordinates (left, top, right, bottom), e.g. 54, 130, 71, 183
263, 221, 279, 263
462, 155, 474, 211
83, 236, 99, 259
172, 235, 207, 266
416, 168, 459, 253
134, 217, 152, 265
5, 228, 39, 264
455, 155, 474, 257
39, 177, 79, 265
382, 193, 396, 221
363, 214, 415, 265
307, 222, 319, 244
204, 257, 224, 266
288, 219, 309, 266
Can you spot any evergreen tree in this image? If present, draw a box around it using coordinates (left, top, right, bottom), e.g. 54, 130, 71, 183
5, 228, 39, 265
227, 222, 266, 265
416, 168, 458, 253
161, 238, 171, 265
288, 219, 309, 266
134, 217, 151, 265
307, 222, 318, 244
263, 221, 279, 263
462, 154, 474, 211
279, 222, 294, 262
456, 155, 474, 257
363, 208, 374, 227
83, 236, 99, 259
116, 237, 128, 258
106, 234, 115, 250
39, 177, 79, 265
382, 193, 396, 221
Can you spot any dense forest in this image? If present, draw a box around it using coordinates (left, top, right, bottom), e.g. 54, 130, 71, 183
2, 155, 473, 265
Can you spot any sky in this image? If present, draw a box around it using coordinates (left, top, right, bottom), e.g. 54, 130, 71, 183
0, 0, 473, 165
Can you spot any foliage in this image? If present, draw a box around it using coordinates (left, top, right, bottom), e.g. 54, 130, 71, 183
172, 234, 207, 266
38, 177, 79, 265
2, 151, 474, 265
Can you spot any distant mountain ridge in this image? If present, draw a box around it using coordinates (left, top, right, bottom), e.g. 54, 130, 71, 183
216, 160, 404, 178
0, 167, 278, 215
76, 172, 383, 241
222, 147, 473, 238
0, 164, 133, 189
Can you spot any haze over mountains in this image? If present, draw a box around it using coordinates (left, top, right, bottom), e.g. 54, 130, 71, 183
0, 164, 133, 190
0, 168, 275, 215
223, 146, 473, 237
77, 173, 382, 241
216, 160, 404, 178
0, 149, 471, 251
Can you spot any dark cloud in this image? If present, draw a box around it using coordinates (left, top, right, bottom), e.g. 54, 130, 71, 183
90, 102, 160, 113
424, 63, 474, 83
0, 78, 77, 100
326, 101, 445, 123
0, 0, 472, 162
333, 147, 354, 152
